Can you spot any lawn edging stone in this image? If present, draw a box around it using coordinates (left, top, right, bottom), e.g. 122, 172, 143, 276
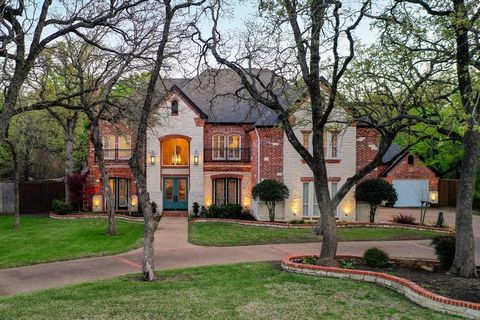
281, 254, 480, 319
49, 213, 144, 223
191, 218, 454, 234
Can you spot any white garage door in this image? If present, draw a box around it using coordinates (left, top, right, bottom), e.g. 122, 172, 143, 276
392, 179, 429, 207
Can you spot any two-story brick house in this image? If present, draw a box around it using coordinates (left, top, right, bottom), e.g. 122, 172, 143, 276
85, 69, 439, 220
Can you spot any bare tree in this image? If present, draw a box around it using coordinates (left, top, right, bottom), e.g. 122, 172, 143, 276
195, 0, 444, 263
375, 0, 479, 277
0, 0, 144, 142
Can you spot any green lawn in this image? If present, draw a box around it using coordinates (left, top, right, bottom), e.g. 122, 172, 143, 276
0, 262, 452, 319
189, 222, 443, 246
0, 215, 144, 269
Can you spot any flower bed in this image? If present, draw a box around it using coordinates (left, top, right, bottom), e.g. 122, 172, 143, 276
49, 213, 144, 223
191, 218, 454, 234
282, 255, 480, 319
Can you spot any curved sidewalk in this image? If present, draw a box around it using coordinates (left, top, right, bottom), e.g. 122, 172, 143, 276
0, 217, 458, 297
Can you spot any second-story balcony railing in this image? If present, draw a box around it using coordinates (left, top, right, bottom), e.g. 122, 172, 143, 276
204, 148, 250, 163
95, 149, 132, 162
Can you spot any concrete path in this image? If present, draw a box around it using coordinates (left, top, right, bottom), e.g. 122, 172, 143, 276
3, 215, 473, 298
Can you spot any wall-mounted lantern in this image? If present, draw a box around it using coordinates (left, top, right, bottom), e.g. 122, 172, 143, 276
429, 191, 439, 204
150, 151, 156, 165
194, 150, 199, 165
130, 195, 138, 212
92, 195, 103, 212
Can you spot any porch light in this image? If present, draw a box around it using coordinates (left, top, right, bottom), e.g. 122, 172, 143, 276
429, 191, 439, 204
130, 195, 138, 212
194, 150, 199, 165
150, 151, 156, 165
93, 195, 103, 212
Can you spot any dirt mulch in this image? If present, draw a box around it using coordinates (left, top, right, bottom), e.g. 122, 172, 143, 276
337, 257, 480, 303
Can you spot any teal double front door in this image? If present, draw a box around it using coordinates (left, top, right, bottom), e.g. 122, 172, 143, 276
163, 177, 188, 210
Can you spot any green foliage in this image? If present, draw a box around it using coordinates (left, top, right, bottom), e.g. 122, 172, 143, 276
356, 179, 398, 206
192, 202, 200, 217
51, 199, 72, 215
392, 213, 416, 225
289, 219, 305, 224
252, 179, 289, 202
431, 236, 456, 269
207, 204, 250, 220
363, 248, 389, 268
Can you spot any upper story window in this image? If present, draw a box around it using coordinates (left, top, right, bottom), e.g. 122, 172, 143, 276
330, 131, 338, 158
171, 100, 179, 115
227, 135, 241, 160
212, 134, 242, 160
118, 135, 132, 160
162, 137, 189, 166
102, 134, 131, 160
212, 134, 226, 160
407, 155, 414, 165
302, 133, 310, 150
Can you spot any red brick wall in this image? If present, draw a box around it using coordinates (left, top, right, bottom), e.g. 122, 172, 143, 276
257, 127, 284, 182
356, 127, 381, 180
248, 130, 259, 187
384, 154, 439, 191
203, 123, 251, 150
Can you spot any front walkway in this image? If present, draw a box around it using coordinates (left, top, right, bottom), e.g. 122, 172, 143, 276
0, 216, 475, 297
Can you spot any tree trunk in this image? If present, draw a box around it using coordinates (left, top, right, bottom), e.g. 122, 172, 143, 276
314, 179, 338, 260
13, 152, 20, 229
267, 202, 276, 222
90, 125, 118, 236
449, 128, 479, 277
64, 115, 77, 206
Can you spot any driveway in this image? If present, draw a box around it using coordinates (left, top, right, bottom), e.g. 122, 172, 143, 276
0, 214, 479, 297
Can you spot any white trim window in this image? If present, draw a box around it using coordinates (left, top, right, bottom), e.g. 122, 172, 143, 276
212, 134, 226, 160
102, 134, 116, 160
118, 135, 132, 160
228, 134, 241, 160
330, 131, 338, 158
302, 183, 309, 216
302, 181, 339, 217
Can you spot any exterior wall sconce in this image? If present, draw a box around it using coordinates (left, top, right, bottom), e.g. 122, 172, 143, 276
194, 150, 199, 165
150, 151, 156, 165
130, 195, 139, 212
429, 191, 439, 204
92, 195, 103, 212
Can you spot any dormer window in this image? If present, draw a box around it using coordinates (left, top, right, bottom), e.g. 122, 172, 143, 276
171, 100, 179, 115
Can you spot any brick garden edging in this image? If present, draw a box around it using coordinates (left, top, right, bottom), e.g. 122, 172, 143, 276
191, 218, 454, 234
281, 255, 480, 319
49, 213, 144, 223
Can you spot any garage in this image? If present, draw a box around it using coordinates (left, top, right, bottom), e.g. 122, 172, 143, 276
392, 179, 429, 207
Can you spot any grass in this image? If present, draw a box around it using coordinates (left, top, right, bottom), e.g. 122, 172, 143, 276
0, 215, 144, 269
189, 222, 443, 246
0, 262, 453, 320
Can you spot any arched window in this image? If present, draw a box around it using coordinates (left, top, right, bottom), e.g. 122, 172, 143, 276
212, 134, 226, 160
228, 134, 241, 159
162, 137, 189, 165
171, 100, 179, 114
407, 155, 414, 165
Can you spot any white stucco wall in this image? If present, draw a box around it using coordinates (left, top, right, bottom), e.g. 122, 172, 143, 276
146, 93, 204, 214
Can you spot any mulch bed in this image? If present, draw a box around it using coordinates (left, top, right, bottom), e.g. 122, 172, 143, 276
334, 257, 480, 303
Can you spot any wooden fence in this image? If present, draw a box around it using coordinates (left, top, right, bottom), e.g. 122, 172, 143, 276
0, 182, 15, 214
19, 179, 65, 214
438, 179, 459, 208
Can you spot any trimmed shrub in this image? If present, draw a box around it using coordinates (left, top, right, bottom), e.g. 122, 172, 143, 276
51, 199, 72, 215
356, 179, 398, 223
208, 204, 243, 219
431, 235, 456, 269
392, 213, 416, 225
289, 219, 305, 224
192, 202, 200, 217
363, 247, 389, 268
252, 179, 289, 222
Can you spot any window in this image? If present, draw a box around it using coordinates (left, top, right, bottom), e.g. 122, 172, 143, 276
108, 178, 130, 210
330, 182, 338, 197
212, 134, 226, 160
407, 155, 414, 165
161, 138, 189, 166
313, 188, 320, 216
302, 183, 309, 216
213, 178, 239, 205
302, 133, 310, 150
171, 100, 179, 114
118, 135, 131, 159
103, 135, 116, 159
228, 135, 241, 160
331, 131, 338, 158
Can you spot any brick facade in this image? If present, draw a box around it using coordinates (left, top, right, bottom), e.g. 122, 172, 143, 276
384, 154, 439, 191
